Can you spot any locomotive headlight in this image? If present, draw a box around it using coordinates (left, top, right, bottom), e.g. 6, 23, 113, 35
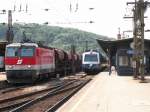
27, 65, 31, 68
8, 65, 13, 68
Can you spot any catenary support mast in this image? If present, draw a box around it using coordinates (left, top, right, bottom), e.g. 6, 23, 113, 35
126, 0, 150, 81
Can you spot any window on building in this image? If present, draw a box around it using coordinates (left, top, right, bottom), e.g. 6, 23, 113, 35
118, 56, 128, 66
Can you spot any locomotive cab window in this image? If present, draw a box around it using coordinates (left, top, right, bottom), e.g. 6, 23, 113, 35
6, 47, 19, 57
84, 54, 98, 62
6, 46, 35, 57
20, 47, 34, 57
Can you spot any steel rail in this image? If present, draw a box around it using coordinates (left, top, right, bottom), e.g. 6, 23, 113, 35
0, 80, 12, 90
0, 99, 31, 111
45, 79, 91, 112
0, 80, 75, 104
9, 80, 84, 112
0, 84, 33, 94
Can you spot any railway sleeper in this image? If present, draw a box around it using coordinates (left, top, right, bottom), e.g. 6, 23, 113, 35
9, 80, 85, 112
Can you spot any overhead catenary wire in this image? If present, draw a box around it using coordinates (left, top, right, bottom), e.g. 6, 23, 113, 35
0, 0, 94, 25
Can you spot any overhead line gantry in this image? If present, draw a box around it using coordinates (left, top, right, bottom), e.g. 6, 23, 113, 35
125, 0, 150, 82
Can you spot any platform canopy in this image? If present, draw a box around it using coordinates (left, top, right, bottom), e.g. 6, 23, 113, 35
96, 38, 150, 56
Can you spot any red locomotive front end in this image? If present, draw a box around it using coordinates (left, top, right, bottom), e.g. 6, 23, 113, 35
5, 43, 55, 83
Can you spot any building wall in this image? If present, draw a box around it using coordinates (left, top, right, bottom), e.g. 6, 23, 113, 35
115, 41, 150, 75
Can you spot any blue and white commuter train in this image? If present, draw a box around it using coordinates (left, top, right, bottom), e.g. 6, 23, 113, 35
82, 50, 101, 74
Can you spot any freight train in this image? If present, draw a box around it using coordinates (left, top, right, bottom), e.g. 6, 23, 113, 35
5, 42, 81, 83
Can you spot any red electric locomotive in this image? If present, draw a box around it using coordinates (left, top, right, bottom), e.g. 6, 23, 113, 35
5, 43, 55, 83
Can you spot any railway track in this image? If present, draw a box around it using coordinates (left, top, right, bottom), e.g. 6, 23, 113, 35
0, 78, 67, 94
0, 71, 87, 91
0, 73, 91, 112
0, 80, 13, 90
0, 72, 85, 91
9, 78, 91, 112
0, 80, 39, 92
0, 77, 66, 93
45, 79, 91, 112
0, 79, 78, 112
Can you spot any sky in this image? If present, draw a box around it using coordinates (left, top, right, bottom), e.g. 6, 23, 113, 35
0, 0, 150, 39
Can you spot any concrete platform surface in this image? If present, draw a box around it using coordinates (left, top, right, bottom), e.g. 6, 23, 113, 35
57, 72, 150, 112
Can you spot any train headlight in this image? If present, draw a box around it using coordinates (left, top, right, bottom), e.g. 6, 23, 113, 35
27, 65, 31, 68
8, 65, 13, 68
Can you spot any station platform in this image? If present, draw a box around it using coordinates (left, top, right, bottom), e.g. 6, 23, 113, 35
57, 71, 150, 112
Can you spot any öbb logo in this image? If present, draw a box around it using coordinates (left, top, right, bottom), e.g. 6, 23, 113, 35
17, 59, 23, 64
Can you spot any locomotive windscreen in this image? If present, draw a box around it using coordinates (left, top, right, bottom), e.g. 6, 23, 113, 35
84, 54, 98, 62
20, 47, 34, 57
6, 47, 19, 57
6, 46, 35, 57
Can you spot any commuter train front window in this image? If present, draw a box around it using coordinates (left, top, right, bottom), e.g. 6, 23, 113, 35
20, 47, 34, 57
118, 56, 128, 66
6, 47, 19, 57
84, 54, 98, 62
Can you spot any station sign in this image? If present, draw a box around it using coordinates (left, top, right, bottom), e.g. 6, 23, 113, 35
127, 50, 142, 55
127, 50, 134, 54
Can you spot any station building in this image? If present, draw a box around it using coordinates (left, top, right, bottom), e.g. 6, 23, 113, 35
97, 38, 150, 75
